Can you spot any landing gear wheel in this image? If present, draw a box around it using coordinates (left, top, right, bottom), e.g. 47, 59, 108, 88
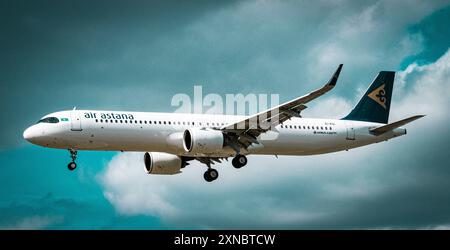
232, 154, 247, 169
68, 162, 77, 171
68, 149, 78, 171
203, 168, 219, 182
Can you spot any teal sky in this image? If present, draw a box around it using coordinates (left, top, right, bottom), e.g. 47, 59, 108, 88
1, 0, 450, 229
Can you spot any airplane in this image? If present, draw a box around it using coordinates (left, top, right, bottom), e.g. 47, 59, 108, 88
23, 64, 424, 182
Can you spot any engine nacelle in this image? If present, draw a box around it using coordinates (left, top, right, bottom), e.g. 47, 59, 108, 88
183, 129, 225, 154
144, 152, 182, 175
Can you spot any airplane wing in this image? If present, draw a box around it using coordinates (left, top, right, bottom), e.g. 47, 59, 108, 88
369, 115, 425, 136
220, 64, 343, 152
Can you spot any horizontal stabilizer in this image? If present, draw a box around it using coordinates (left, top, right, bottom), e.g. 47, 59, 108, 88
369, 115, 425, 136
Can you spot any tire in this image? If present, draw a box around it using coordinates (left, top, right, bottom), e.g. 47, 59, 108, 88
232, 155, 247, 169
204, 169, 219, 182
68, 162, 77, 171
232, 157, 240, 168
237, 155, 247, 166
203, 171, 212, 182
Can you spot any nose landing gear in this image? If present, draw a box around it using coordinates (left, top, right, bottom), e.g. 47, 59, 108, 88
67, 149, 78, 171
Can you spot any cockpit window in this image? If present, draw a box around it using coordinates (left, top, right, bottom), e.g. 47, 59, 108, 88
37, 117, 60, 124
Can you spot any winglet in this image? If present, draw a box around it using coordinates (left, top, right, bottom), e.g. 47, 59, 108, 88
326, 64, 343, 86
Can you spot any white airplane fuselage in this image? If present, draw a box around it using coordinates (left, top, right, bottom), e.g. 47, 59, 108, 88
23, 110, 406, 157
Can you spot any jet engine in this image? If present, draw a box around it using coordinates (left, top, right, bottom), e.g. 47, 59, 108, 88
144, 152, 183, 175
183, 129, 225, 154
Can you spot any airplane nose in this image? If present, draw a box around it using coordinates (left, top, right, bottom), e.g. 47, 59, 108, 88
23, 126, 39, 142
23, 125, 50, 145
23, 127, 33, 141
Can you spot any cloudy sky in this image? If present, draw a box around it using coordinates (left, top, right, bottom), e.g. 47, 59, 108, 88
1, 0, 450, 229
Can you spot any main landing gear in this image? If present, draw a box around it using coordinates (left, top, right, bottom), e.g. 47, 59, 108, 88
67, 149, 78, 171
232, 154, 247, 169
201, 154, 248, 182
203, 168, 219, 182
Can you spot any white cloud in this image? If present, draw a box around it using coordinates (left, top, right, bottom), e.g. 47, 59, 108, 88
305, 97, 352, 119
3, 215, 64, 230
393, 48, 450, 121
430, 224, 450, 230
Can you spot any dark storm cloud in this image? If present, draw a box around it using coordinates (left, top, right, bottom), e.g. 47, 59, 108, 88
296, 125, 450, 229
0, 191, 159, 229
0, 192, 85, 229
406, 5, 450, 64
0, 0, 236, 148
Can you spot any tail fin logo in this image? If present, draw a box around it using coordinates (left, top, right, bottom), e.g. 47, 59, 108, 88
368, 84, 387, 109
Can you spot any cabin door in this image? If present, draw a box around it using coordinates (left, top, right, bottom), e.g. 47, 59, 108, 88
70, 111, 82, 131
345, 122, 355, 140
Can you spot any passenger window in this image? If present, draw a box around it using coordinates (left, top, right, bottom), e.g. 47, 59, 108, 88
95, 119, 98, 123
321, 126, 323, 130
120, 120, 123, 123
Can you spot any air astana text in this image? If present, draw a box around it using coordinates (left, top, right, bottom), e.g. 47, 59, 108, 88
84, 112, 134, 120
